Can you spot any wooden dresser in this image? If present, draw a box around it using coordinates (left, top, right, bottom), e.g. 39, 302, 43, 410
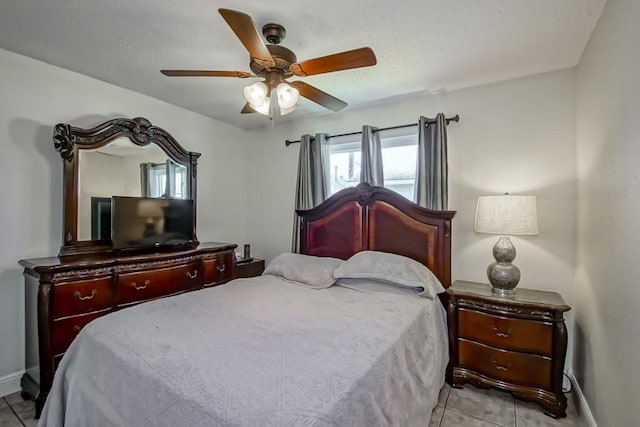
19, 242, 237, 416
446, 280, 571, 418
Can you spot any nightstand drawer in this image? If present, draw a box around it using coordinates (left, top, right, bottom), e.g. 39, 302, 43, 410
459, 339, 552, 389
236, 259, 265, 278
459, 309, 553, 355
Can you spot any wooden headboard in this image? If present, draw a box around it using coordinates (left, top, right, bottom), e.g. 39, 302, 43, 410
297, 183, 456, 287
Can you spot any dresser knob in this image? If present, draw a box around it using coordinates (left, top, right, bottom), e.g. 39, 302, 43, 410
73, 325, 81, 333
186, 270, 198, 279
216, 264, 226, 273
491, 325, 512, 338
131, 280, 150, 290
491, 358, 512, 371
73, 289, 97, 301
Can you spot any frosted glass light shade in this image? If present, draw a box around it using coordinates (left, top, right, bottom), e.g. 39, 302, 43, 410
475, 195, 538, 236
276, 82, 300, 110
244, 80, 299, 118
243, 81, 268, 107
251, 96, 270, 116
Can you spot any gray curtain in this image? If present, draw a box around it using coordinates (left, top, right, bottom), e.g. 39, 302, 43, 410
291, 133, 329, 252
140, 163, 152, 197
415, 113, 448, 210
360, 125, 384, 186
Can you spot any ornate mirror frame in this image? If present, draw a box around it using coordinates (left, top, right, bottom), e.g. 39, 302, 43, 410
54, 117, 201, 258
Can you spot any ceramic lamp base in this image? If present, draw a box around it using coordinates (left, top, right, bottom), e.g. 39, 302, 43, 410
487, 236, 521, 295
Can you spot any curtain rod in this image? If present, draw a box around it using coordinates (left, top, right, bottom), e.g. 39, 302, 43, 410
284, 114, 459, 146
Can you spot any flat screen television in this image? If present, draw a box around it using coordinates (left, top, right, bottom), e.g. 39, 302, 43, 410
111, 196, 195, 250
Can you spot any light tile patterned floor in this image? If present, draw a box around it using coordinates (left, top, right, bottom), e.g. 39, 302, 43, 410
0, 384, 587, 427
431, 383, 587, 427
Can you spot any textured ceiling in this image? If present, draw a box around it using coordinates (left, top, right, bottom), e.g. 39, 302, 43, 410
0, 0, 605, 129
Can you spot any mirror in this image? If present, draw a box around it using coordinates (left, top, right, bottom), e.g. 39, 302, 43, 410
54, 117, 200, 258
77, 139, 188, 241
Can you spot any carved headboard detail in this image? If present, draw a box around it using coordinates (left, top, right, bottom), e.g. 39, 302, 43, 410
296, 183, 456, 287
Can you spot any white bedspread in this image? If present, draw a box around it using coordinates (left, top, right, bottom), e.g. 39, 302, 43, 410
40, 275, 448, 427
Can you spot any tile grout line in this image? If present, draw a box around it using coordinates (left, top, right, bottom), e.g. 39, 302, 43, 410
438, 386, 450, 427
445, 407, 504, 426
5, 397, 26, 427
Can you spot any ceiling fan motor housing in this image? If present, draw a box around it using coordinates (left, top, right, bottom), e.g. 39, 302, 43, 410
262, 23, 286, 44
250, 45, 297, 76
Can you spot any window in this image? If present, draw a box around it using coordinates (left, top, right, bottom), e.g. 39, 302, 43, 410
142, 160, 187, 198
327, 138, 361, 195
326, 128, 418, 200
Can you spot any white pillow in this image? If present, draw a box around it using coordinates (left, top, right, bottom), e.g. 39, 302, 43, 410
263, 253, 343, 289
333, 251, 445, 299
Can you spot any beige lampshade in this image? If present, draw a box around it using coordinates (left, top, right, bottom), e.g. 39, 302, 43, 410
475, 195, 539, 236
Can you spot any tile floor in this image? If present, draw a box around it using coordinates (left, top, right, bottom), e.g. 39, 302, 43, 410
0, 392, 36, 427
431, 383, 587, 427
0, 383, 586, 427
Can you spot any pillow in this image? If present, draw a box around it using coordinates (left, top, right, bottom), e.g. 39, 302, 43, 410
333, 251, 445, 299
263, 253, 343, 289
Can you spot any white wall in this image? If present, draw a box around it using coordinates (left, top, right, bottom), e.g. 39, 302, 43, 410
575, 0, 640, 425
247, 69, 577, 369
0, 48, 251, 385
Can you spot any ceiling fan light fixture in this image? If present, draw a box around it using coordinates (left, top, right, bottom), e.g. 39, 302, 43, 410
243, 81, 268, 107
251, 96, 271, 116
276, 82, 300, 110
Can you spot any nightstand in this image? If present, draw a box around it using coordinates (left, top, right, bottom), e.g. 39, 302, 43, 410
236, 258, 265, 278
446, 280, 571, 418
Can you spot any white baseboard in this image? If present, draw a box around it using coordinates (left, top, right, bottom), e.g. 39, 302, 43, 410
0, 370, 23, 398
570, 373, 598, 427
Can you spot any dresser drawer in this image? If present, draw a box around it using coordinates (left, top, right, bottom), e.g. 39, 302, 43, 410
118, 262, 202, 304
458, 309, 553, 356
459, 339, 552, 389
52, 278, 115, 319
203, 252, 235, 286
51, 310, 109, 355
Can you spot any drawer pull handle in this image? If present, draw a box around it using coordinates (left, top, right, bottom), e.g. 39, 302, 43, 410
73, 289, 97, 301
131, 280, 150, 290
491, 325, 512, 338
491, 359, 512, 371
216, 264, 226, 273
186, 270, 198, 279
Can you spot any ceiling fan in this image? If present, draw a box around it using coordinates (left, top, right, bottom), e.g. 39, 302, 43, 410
161, 8, 377, 119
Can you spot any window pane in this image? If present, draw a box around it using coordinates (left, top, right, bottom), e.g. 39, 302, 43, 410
381, 144, 417, 201
149, 165, 166, 198
325, 130, 418, 200
173, 167, 186, 198
328, 149, 361, 195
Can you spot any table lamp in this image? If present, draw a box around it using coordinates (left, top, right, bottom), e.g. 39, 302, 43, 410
474, 194, 538, 295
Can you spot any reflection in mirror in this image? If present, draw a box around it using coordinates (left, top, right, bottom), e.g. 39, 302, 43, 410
77, 138, 187, 241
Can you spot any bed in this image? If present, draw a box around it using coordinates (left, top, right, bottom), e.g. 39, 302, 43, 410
39, 183, 456, 426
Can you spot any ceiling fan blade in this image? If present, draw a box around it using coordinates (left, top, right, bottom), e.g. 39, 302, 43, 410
241, 103, 256, 114
289, 81, 347, 112
218, 9, 276, 68
289, 47, 377, 77
161, 70, 255, 78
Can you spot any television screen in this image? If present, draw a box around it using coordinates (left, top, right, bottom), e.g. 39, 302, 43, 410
111, 196, 194, 250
